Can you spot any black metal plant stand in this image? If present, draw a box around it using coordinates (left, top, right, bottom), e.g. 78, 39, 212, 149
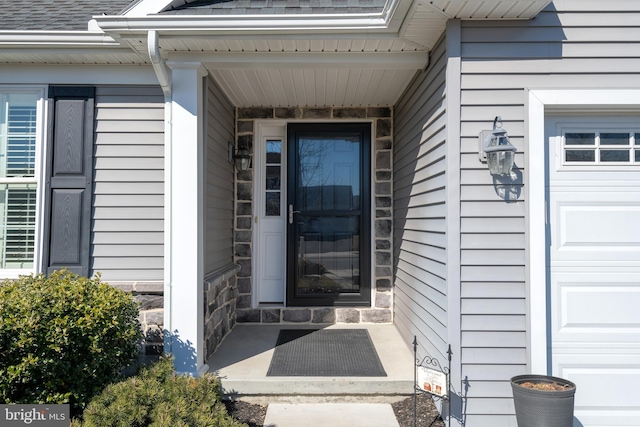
413, 337, 452, 427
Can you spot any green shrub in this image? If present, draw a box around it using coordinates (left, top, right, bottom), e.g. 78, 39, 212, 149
75, 356, 245, 427
0, 269, 141, 412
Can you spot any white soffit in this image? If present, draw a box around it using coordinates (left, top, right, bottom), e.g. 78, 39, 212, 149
209, 67, 419, 107
424, 0, 552, 19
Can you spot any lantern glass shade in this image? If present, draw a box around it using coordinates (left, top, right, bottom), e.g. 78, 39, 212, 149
482, 130, 517, 175
234, 148, 251, 171
486, 150, 515, 175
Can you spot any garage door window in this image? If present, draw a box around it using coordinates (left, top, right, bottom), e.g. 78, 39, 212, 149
564, 131, 640, 164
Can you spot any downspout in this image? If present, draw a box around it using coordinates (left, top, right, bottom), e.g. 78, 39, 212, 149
148, 30, 171, 95
147, 30, 173, 355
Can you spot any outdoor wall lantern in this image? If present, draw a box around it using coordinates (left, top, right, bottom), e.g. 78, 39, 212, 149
233, 148, 251, 171
478, 116, 517, 175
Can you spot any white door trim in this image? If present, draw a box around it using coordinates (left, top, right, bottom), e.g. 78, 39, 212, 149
526, 89, 640, 374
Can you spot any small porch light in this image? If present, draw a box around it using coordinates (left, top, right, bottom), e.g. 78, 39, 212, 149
478, 116, 517, 175
233, 148, 251, 171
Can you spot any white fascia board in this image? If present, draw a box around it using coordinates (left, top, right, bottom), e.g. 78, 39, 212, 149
167, 51, 429, 70
0, 31, 119, 47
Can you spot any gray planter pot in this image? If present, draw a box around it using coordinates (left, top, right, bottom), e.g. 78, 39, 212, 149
511, 374, 576, 427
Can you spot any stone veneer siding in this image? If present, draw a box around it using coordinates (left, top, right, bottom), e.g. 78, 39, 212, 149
203, 264, 240, 360
234, 106, 393, 324
110, 281, 164, 358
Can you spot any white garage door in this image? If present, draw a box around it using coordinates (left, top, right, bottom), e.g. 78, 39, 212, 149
546, 116, 640, 427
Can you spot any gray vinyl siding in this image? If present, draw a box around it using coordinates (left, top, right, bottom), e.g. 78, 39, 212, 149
92, 86, 165, 281
204, 75, 234, 274
393, 35, 448, 363
457, 1, 640, 424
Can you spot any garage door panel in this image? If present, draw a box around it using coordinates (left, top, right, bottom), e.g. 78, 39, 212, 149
549, 190, 640, 263
553, 354, 640, 426
552, 272, 640, 343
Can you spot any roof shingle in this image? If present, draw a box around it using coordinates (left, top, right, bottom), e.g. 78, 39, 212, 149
159, 0, 386, 15
0, 0, 135, 31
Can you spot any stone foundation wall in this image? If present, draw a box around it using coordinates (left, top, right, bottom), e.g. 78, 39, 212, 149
234, 106, 393, 324
236, 306, 392, 325
110, 281, 164, 358
204, 264, 240, 361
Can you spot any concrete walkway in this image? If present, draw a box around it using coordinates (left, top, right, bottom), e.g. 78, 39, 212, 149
263, 403, 400, 427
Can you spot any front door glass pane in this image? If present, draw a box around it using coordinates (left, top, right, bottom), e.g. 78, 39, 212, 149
296, 136, 360, 296
296, 215, 360, 295
289, 126, 368, 304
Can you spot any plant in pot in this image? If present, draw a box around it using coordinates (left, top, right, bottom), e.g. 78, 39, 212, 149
511, 374, 576, 427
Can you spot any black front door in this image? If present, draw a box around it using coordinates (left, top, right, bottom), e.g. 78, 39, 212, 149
287, 123, 371, 306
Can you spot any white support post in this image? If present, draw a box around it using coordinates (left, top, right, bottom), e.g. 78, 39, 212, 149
165, 62, 208, 376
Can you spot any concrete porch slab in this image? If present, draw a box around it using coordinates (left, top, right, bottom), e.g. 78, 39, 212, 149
206, 323, 415, 397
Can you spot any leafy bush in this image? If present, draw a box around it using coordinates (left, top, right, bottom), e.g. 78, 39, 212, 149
0, 269, 141, 412
75, 356, 245, 427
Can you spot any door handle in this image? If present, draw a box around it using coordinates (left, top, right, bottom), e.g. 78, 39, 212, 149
288, 204, 300, 224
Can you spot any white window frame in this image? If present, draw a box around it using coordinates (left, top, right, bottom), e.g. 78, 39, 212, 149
0, 86, 47, 278
527, 89, 640, 374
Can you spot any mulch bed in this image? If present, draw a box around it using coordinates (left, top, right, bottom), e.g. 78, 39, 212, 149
392, 393, 446, 427
223, 400, 267, 427
224, 394, 445, 427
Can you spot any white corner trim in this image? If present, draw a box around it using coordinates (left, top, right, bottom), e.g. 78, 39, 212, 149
526, 89, 547, 375
444, 18, 462, 400
526, 88, 640, 375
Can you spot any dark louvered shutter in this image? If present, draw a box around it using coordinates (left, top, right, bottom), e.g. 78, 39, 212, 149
42, 87, 94, 276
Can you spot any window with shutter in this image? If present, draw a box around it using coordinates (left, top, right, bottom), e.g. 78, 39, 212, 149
0, 91, 41, 272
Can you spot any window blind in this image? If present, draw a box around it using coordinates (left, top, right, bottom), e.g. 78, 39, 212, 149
0, 94, 37, 269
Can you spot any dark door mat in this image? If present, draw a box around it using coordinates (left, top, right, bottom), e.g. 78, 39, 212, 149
267, 329, 387, 377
